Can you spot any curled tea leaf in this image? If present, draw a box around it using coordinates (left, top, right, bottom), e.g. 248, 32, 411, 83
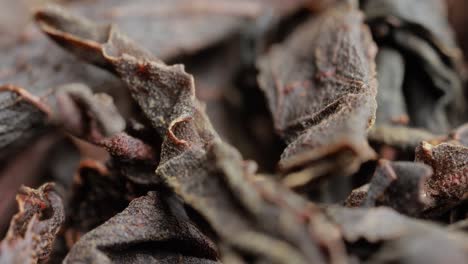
257, 1, 377, 186
0, 183, 65, 263
416, 138, 468, 214
64, 191, 219, 263
54, 83, 125, 140
53, 83, 160, 184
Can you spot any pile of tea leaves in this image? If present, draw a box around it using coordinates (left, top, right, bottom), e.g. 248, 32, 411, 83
0, 0, 467, 263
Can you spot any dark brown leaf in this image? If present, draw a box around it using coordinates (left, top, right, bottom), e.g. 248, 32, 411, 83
364, 0, 465, 133
360, 160, 432, 216
0, 135, 59, 234
64, 191, 219, 264
373, 47, 408, 126
54, 83, 125, 140
64, 159, 130, 242
52, 83, 160, 185
326, 206, 468, 263
416, 134, 468, 214
257, 0, 377, 185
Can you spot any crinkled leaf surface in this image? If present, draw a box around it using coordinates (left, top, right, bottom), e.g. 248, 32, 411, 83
257, 0, 377, 186
0, 85, 51, 161
65, 191, 219, 264
0, 183, 65, 264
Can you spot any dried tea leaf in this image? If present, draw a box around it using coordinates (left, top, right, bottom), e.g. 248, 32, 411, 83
187, 41, 280, 171
326, 206, 468, 263
360, 160, 432, 216
0, 183, 65, 264
0, 85, 51, 162
102, 135, 161, 185
64, 191, 219, 264
364, 0, 461, 59
54, 83, 156, 160
373, 47, 408, 126
257, 0, 377, 182
53, 83, 160, 184
54, 83, 125, 140
355, 124, 468, 217
36, 5, 204, 137
98, 133, 156, 162
0, 135, 59, 234
361, 161, 397, 207
0, 0, 130, 122
344, 184, 369, 207
397, 31, 464, 132
416, 138, 468, 214
64, 160, 130, 243
363, 0, 465, 133
158, 142, 347, 264
0, 15, 124, 98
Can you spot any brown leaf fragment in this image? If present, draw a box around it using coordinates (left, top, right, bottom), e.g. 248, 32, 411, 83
109, 157, 162, 186
0, 183, 65, 264
188, 40, 281, 171
0, 6, 125, 101
0, 135, 59, 234
53, 83, 159, 184
64, 191, 219, 264
54, 83, 125, 140
344, 184, 369, 207
98, 132, 156, 162
362, 160, 432, 216
361, 161, 397, 207
35, 7, 348, 263
416, 139, 468, 213
364, 0, 461, 60
326, 207, 468, 263
158, 142, 348, 264
0, 85, 51, 161
36, 5, 202, 137
373, 47, 408, 126
64, 159, 130, 242
363, 0, 465, 133
365, 124, 468, 217
257, 0, 377, 181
